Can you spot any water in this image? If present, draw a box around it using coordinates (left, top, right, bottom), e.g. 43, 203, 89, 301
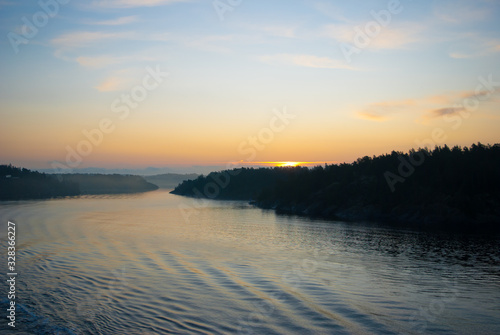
0, 190, 499, 334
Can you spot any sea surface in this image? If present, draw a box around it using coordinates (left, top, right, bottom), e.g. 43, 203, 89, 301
0, 190, 499, 334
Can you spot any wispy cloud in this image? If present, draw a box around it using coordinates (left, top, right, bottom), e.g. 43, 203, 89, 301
433, 1, 491, 23
323, 22, 424, 50
51, 31, 136, 49
358, 88, 500, 122
96, 68, 142, 92
89, 0, 191, 8
84, 16, 139, 26
357, 99, 417, 121
51, 31, 138, 62
356, 112, 389, 121
425, 107, 465, 119
422, 90, 500, 120
448, 35, 500, 59
259, 53, 355, 70
51, 29, 231, 56
428, 90, 498, 106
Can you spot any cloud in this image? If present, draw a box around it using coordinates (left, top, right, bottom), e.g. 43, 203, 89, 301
448, 36, 500, 59
370, 24, 424, 49
323, 22, 424, 50
359, 88, 500, 122
431, 2, 499, 59
52, 29, 229, 56
95, 68, 142, 92
51, 30, 172, 62
259, 54, 355, 70
460, 90, 497, 100
89, 0, 190, 8
430, 89, 499, 104
425, 107, 465, 119
357, 112, 389, 121
357, 99, 417, 121
51, 31, 136, 49
51, 29, 236, 69
433, 1, 491, 23
85, 16, 138, 26
96, 76, 127, 92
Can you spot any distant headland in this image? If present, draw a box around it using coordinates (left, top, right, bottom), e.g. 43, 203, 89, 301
0, 165, 158, 200
171, 143, 500, 231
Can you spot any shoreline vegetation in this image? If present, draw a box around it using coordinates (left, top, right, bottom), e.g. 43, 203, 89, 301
171, 143, 500, 231
0, 165, 158, 200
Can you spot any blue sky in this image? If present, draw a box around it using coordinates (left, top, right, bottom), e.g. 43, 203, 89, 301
1, 0, 499, 170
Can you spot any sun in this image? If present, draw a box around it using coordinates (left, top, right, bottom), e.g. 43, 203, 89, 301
277, 162, 301, 167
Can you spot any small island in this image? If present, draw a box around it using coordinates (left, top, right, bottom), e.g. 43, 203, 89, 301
171, 143, 500, 230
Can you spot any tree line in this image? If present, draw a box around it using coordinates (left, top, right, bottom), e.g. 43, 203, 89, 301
171, 143, 500, 229
0, 164, 79, 200
0, 165, 158, 200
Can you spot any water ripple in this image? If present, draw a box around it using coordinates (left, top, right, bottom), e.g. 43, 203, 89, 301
1, 191, 499, 334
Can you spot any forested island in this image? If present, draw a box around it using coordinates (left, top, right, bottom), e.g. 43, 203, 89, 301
0, 165, 158, 200
171, 143, 500, 230
0, 165, 80, 200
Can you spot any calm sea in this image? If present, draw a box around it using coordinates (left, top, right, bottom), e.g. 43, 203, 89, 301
0, 190, 499, 334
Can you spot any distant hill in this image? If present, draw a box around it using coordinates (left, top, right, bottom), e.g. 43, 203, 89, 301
61, 174, 158, 195
38, 165, 226, 175
0, 165, 79, 200
171, 143, 500, 230
0, 165, 159, 200
144, 173, 199, 189
38, 166, 174, 176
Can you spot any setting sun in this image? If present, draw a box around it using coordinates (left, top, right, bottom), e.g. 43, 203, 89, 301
276, 162, 301, 167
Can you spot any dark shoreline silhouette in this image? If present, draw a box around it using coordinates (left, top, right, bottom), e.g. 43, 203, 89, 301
0, 165, 158, 200
171, 143, 500, 231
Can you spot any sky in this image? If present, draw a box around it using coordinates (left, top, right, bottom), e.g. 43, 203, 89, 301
0, 0, 499, 172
